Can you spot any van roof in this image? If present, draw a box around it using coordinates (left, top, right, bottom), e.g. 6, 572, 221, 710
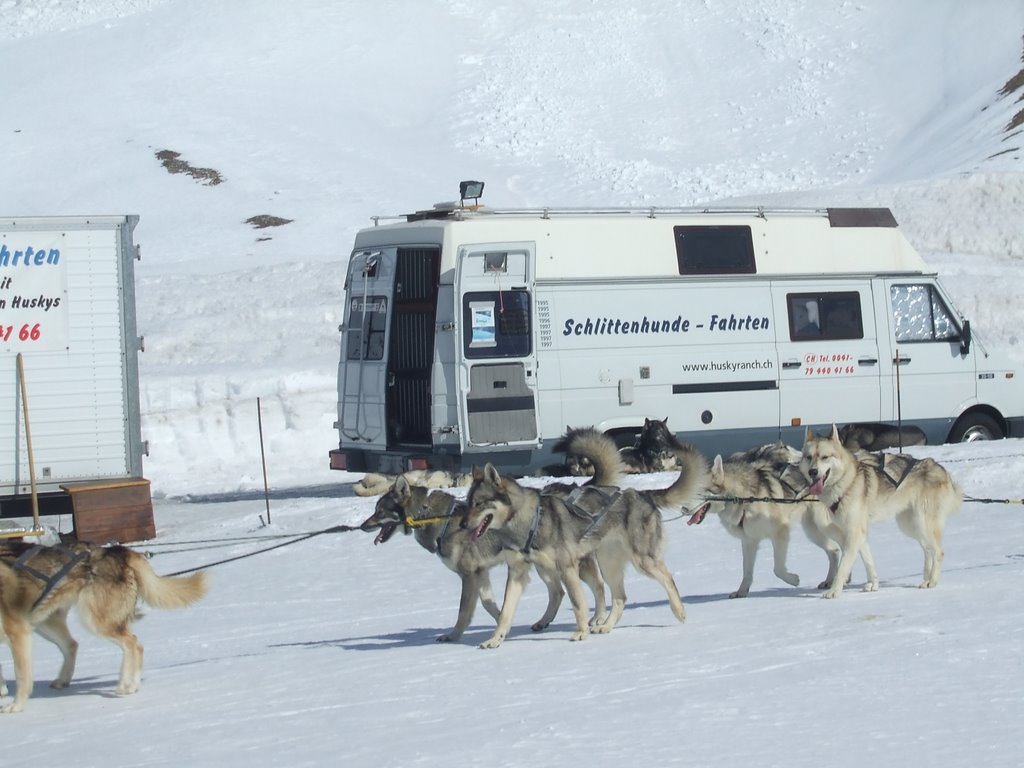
353, 205, 929, 278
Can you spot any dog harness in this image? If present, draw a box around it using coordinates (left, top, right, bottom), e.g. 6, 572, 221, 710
521, 501, 543, 554
6, 544, 91, 610
872, 452, 920, 488
432, 496, 461, 556
826, 453, 921, 514
547, 484, 623, 540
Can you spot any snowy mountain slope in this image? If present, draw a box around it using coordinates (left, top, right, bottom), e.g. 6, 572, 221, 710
1, 0, 1023, 497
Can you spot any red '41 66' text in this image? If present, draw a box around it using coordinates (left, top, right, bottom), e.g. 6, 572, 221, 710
0, 323, 42, 342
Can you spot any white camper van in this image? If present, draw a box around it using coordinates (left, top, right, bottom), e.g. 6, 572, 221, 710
330, 184, 1024, 476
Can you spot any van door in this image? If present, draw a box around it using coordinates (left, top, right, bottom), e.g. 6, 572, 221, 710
338, 248, 394, 449
772, 282, 883, 438
881, 279, 975, 433
338, 246, 440, 450
455, 243, 540, 451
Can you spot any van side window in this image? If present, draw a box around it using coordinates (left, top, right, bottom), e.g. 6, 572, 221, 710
674, 225, 756, 275
787, 292, 863, 341
890, 284, 958, 342
345, 296, 388, 360
463, 290, 532, 358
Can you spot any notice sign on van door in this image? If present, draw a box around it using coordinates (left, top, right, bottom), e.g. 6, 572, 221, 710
0, 234, 69, 352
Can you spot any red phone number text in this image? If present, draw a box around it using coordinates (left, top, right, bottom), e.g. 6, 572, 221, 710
1, 324, 42, 342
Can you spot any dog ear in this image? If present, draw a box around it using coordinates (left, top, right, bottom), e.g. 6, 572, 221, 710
830, 423, 841, 444
484, 463, 502, 486
711, 454, 724, 480
804, 426, 814, 445
472, 465, 484, 481
394, 474, 411, 498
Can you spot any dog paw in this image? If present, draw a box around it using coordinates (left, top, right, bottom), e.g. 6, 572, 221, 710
435, 634, 457, 643
479, 636, 504, 650
782, 573, 800, 587
729, 590, 748, 599
570, 629, 590, 642
530, 621, 550, 632
50, 680, 71, 690
918, 580, 937, 589
862, 581, 879, 593
823, 589, 841, 599
2, 701, 24, 714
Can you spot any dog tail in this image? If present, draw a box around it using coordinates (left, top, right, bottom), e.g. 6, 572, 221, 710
557, 426, 624, 487
650, 444, 709, 511
128, 550, 209, 610
353, 473, 394, 497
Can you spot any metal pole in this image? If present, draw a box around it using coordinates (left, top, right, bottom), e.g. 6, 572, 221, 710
895, 349, 903, 453
257, 397, 271, 525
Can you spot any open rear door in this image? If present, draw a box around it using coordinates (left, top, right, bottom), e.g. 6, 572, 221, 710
338, 246, 440, 453
455, 243, 540, 451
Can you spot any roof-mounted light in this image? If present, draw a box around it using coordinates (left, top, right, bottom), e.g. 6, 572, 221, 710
459, 180, 485, 207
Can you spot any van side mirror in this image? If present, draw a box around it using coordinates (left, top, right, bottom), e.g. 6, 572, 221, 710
960, 320, 971, 355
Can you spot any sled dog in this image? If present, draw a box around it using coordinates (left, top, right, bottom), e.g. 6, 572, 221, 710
838, 422, 927, 452
359, 478, 606, 642
0, 541, 208, 714
619, 417, 685, 474
353, 469, 472, 498
687, 442, 842, 597
799, 424, 962, 598
464, 427, 706, 647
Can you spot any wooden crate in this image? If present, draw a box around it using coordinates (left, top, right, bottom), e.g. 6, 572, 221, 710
60, 479, 155, 544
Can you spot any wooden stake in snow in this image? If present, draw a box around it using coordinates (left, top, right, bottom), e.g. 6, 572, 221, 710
257, 396, 271, 526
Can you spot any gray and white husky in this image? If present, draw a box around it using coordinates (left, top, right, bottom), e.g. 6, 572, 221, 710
799, 424, 962, 598
687, 442, 842, 597
463, 427, 708, 648
359, 477, 606, 643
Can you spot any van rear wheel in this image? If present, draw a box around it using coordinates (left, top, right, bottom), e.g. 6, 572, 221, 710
948, 412, 1003, 443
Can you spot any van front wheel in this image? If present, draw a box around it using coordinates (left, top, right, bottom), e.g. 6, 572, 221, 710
948, 412, 1003, 443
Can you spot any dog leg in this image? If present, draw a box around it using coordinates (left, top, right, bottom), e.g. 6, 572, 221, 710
823, 523, 866, 599
801, 511, 840, 589
475, 570, 502, 622
859, 539, 879, 592
896, 507, 945, 588
107, 627, 144, 695
439, 572, 482, 642
578, 554, 607, 627
593, 547, 629, 633
558, 562, 591, 641
35, 609, 78, 689
480, 560, 531, 649
637, 556, 687, 621
1, 618, 33, 714
770, 529, 800, 589
0, 662, 6, 698
732, 537, 758, 598
530, 564, 565, 632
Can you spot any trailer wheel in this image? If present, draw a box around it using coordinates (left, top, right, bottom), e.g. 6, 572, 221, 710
948, 412, 1003, 443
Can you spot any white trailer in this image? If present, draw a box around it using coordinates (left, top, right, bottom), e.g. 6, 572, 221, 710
330, 187, 1024, 476
1, 216, 151, 542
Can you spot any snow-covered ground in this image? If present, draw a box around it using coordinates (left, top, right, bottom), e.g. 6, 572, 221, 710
1, 0, 1024, 764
